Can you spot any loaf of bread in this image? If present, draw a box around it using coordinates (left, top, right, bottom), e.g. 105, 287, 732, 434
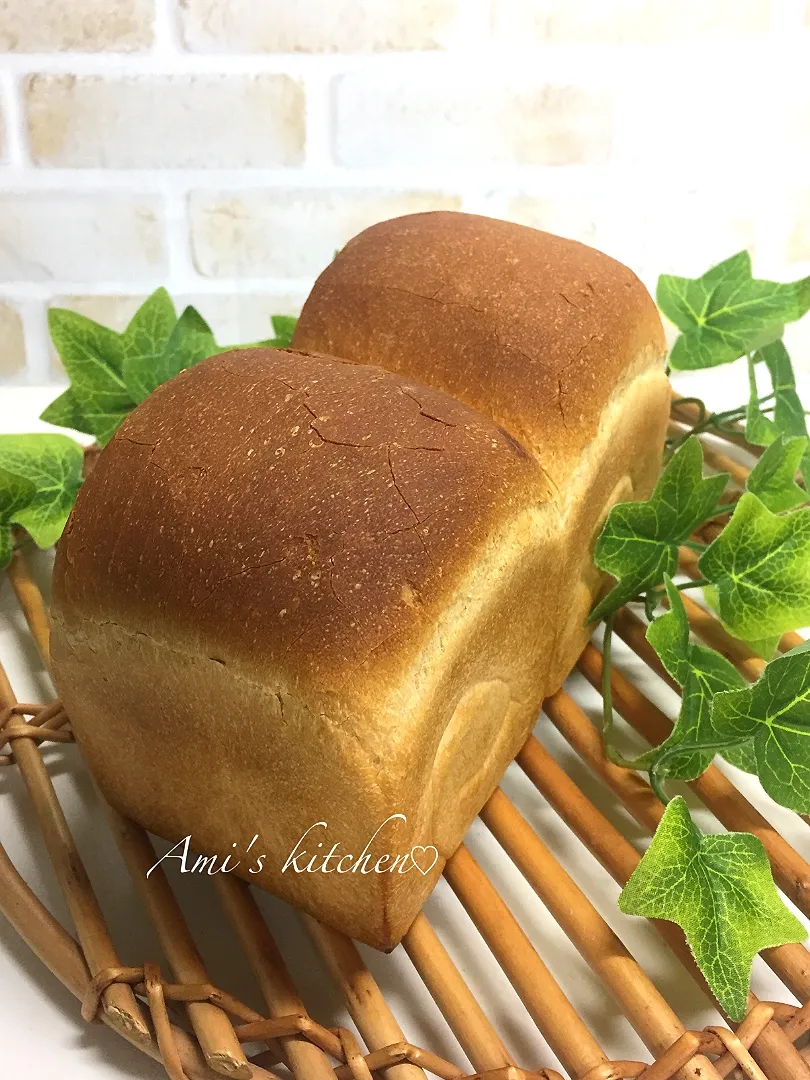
50, 214, 669, 950
293, 211, 671, 689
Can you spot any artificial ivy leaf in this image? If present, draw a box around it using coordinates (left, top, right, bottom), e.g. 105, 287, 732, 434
0, 434, 84, 548
121, 288, 178, 402
646, 577, 748, 780
658, 253, 810, 370
0, 468, 37, 569
763, 341, 810, 439
712, 642, 810, 811
746, 343, 810, 494
48, 308, 132, 445
92, 407, 134, 447
702, 583, 782, 668
699, 492, 810, 641
619, 796, 805, 1019
721, 739, 760, 775
746, 435, 808, 513
268, 314, 298, 348
657, 252, 751, 333
49, 306, 126, 380
151, 304, 219, 388
742, 635, 782, 662
0, 528, 11, 570
757, 342, 810, 483
39, 386, 96, 436
162, 306, 218, 373
123, 305, 217, 403
590, 439, 728, 620
745, 353, 779, 447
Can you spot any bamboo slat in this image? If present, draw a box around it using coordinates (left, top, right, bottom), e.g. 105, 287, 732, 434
301, 914, 427, 1080
214, 876, 337, 1080
6, 548, 50, 660
443, 845, 608, 1079
402, 913, 515, 1073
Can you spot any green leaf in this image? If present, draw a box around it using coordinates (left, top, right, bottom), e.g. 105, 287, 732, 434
712, 642, 810, 812
742, 634, 782, 662
745, 353, 779, 446
746, 435, 808, 513
39, 387, 96, 436
0, 468, 37, 569
121, 288, 177, 402
658, 252, 751, 333
123, 304, 217, 403
47, 308, 133, 445
162, 306, 218, 373
658, 253, 810, 370
618, 796, 805, 1019
721, 739, 760, 775
746, 342, 810, 471
48, 307, 126, 380
646, 577, 748, 780
45, 295, 301, 441
268, 314, 298, 348
703, 580, 783, 664
590, 439, 728, 621
699, 492, 810, 641
755, 342, 810, 483
0, 434, 84, 548
763, 341, 810, 440
0, 529, 11, 570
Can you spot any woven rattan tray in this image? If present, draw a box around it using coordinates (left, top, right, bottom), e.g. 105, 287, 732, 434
2, 400, 810, 1080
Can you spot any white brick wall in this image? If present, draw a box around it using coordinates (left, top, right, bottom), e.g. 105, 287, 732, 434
493, 0, 775, 44
189, 189, 462, 276
25, 73, 306, 167
180, 0, 468, 53
0, 0, 809, 384
0, 192, 167, 278
0, 302, 25, 376
0, 0, 154, 52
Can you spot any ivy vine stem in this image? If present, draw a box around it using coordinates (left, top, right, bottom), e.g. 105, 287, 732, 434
667, 395, 775, 451
600, 614, 657, 771
648, 736, 748, 805
674, 577, 711, 592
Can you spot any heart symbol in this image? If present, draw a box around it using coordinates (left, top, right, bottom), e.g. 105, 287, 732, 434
409, 845, 439, 875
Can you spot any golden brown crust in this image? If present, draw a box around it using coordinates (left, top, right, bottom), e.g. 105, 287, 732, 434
53, 348, 550, 698
292, 211, 666, 486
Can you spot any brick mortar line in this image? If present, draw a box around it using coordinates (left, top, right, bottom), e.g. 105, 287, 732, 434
772, 0, 808, 31
15, 297, 53, 383
152, 0, 183, 55
0, 71, 27, 167
1, 35, 808, 75
0, 278, 318, 296
0, 167, 797, 193
161, 182, 197, 282
302, 67, 334, 171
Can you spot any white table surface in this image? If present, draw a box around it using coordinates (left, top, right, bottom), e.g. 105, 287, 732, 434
1, 379, 809, 1080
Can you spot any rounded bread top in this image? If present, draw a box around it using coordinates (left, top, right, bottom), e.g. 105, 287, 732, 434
292, 211, 666, 484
